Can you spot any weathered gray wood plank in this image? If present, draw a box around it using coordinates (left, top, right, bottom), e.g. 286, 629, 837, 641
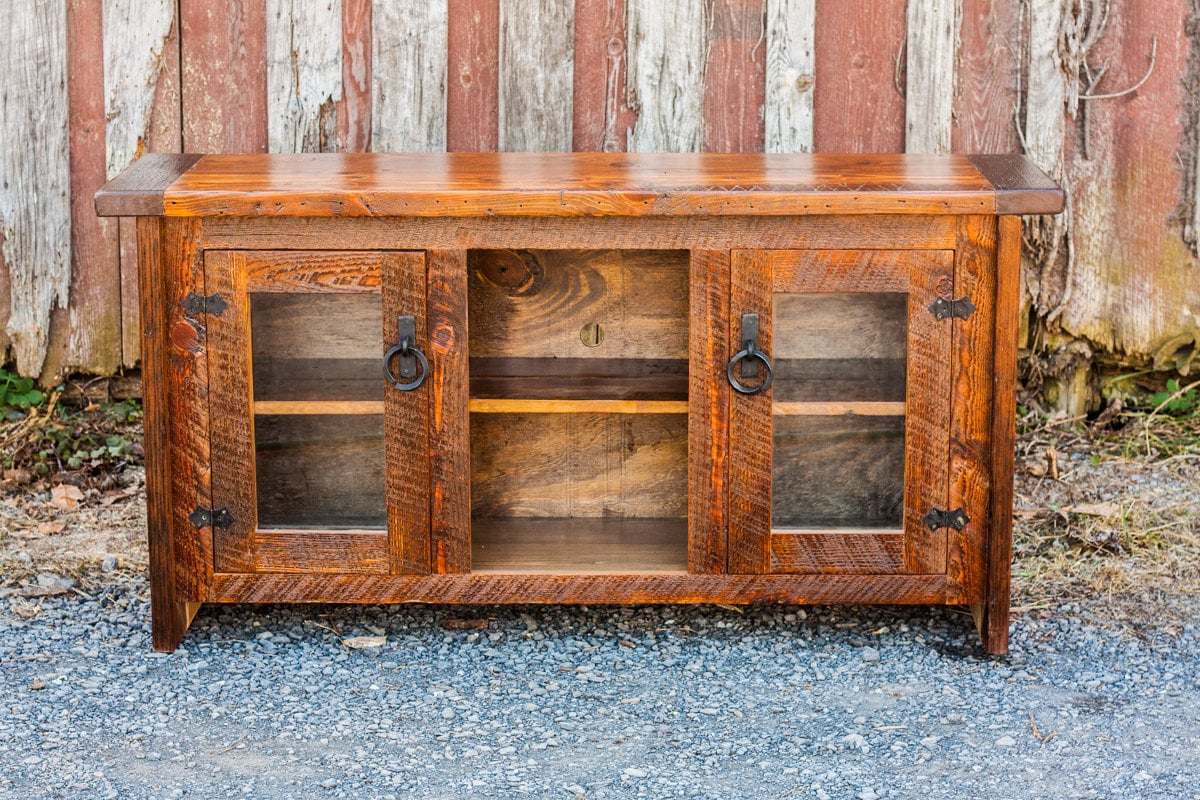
102, 0, 176, 177
765, 0, 815, 153
625, 0, 708, 152
905, 0, 960, 154
372, 0, 447, 151
267, 0, 343, 153
499, 0, 574, 151
0, 0, 72, 375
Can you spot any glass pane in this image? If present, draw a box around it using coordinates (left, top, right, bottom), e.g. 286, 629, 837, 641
772, 293, 907, 529
255, 414, 386, 529
251, 293, 382, 402
249, 292, 386, 529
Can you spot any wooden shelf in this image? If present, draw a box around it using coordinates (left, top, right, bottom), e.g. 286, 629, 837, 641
771, 401, 906, 417
255, 399, 689, 415
471, 517, 687, 574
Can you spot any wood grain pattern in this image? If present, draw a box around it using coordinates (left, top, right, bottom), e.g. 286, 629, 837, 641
704, 0, 765, 153
102, 0, 176, 177
572, 0, 635, 153
94, 154, 203, 217
472, 518, 687, 573
696, 251, 729, 575
904, 0, 960, 154
242, 250, 383, 292
196, 213, 959, 251
371, 0, 447, 151
206, 251, 259, 573
211, 572, 954, 605
338, 0, 372, 151
180, 0, 268, 152
469, 356, 688, 401
162, 218, 211, 605
467, 249, 689, 361
946, 215, 997, 611
499, 0, 573, 151
266, 0, 342, 153
138, 218, 186, 650
967, 155, 1065, 215
1, 0, 71, 376
428, 249, 472, 573
727, 249, 773, 573
952, 0, 1019, 154
899, 250, 953, 574
447, 0, 499, 151
470, 412, 688, 519
626, 0, 707, 152
764, 0, 815, 153
982, 214, 1020, 654
469, 399, 688, 414
383, 251, 431, 574
770, 531, 904, 574
97, 153, 1078, 219
812, 0, 905, 152
248, 531, 388, 573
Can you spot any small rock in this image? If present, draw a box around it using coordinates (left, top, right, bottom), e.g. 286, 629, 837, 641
441, 707, 455, 720
36, 573, 76, 589
858, 789, 879, 800
563, 785, 586, 795
860, 647, 880, 663
101, 556, 119, 573
623, 768, 647, 779
995, 735, 1017, 747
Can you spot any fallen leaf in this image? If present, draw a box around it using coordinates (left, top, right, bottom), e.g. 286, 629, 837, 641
16, 585, 72, 598
38, 522, 66, 535
10, 530, 43, 540
49, 484, 84, 511
342, 635, 387, 650
3, 468, 32, 484
441, 618, 489, 631
28, 679, 46, 691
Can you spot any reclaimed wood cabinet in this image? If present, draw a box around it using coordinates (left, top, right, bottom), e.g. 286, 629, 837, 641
96, 153, 1062, 654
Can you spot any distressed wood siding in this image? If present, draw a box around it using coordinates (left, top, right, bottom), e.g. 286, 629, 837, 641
625, 0, 708, 152
3, 0, 1199, 392
371, 0, 448, 152
904, 0, 960, 154
765, 0, 815, 153
499, 0, 574, 151
1, 0, 73, 376
266, 0, 343, 154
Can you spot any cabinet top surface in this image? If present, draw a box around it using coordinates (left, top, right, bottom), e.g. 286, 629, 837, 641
95, 152, 1063, 219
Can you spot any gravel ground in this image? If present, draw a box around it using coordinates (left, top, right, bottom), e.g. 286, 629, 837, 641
2, 584, 1198, 800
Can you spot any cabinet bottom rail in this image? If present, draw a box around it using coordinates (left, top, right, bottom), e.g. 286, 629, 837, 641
205, 572, 962, 605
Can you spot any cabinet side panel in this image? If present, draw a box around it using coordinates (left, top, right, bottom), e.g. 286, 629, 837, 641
727, 250, 773, 573
947, 216, 998, 611
688, 250, 730, 573
427, 249, 471, 573
983, 215, 1021, 654
384, 252, 433, 573
162, 218, 212, 598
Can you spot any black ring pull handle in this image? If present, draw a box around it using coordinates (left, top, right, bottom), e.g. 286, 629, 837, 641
727, 312, 774, 395
383, 315, 429, 391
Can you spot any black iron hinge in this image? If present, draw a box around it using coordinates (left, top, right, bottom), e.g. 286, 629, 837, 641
180, 292, 228, 317
924, 507, 970, 531
189, 506, 234, 530
928, 296, 976, 321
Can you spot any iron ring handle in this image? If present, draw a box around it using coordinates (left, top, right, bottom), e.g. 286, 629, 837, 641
727, 347, 774, 395
382, 338, 429, 391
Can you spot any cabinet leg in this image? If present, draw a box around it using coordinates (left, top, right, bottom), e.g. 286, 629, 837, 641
151, 594, 201, 652
971, 599, 1010, 656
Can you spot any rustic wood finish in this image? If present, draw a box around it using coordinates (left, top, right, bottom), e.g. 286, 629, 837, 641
97, 153, 1061, 653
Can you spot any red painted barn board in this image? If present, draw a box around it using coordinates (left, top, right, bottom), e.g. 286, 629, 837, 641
813, 0, 905, 152
573, 0, 636, 152
339, 0, 373, 152
447, 0, 500, 151
953, 0, 1020, 154
181, 0, 268, 152
703, 0, 766, 153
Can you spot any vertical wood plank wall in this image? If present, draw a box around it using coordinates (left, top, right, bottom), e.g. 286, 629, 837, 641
2, 0, 1197, 383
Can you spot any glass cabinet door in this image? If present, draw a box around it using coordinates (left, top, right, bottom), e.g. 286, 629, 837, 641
205, 250, 428, 574
727, 250, 954, 575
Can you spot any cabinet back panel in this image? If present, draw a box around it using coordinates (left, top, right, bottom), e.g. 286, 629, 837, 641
772, 415, 905, 528
470, 412, 688, 519
251, 293, 383, 402
255, 414, 387, 529
468, 250, 689, 360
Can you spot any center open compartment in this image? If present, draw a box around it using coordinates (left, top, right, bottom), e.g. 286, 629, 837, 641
466, 249, 690, 573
